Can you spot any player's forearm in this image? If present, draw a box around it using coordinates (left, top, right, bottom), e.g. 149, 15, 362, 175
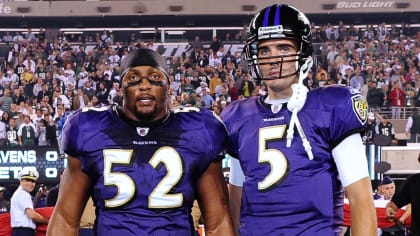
204, 214, 234, 236
228, 184, 242, 236
47, 224, 79, 236
345, 177, 377, 236
349, 198, 377, 236
201, 200, 234, 236
47, 213, 79, 236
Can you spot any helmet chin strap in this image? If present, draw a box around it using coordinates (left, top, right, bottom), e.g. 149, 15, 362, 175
286, 57, 314, 160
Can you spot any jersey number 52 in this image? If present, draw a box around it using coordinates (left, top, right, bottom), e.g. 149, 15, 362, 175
103, 148, 183, 208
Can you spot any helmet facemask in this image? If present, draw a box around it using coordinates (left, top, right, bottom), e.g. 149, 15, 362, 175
246, 40, 304, 81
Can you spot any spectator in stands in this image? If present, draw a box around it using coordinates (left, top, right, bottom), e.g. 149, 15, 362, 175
209, 72, 223, 97
89, 95, 100, 107
367, 80, 385, 109
12, 31, 24, 43
6, 118, 19, 147
388, 81, 405, 119
36, 119, 48, 146
1, 111, 10, 128
2, 31, 13, 43
404, 82, 417, 107
350, 66, 365, 91
227, 77, 240, 102
405, 109, 420, 143
72, 88, 88, 111
238, 24, 249, 43
190, 35, 203, 52
210, 103, 221, 116
343, 66, 355, 82
303, 69, 318, 90
180, 76, 195, 95
376, 116, 398, 145
33, 184, 49, 209
11, 88, 26, 106
46, 170, 64, 207
0, 118, 6, 147
17, 115, 37, 147
215, 84, 231, 104
390, 65, 404, 87
326, 44, 339, 69
0, 186, 10, 214
195, 81, 208, 96
209, 36, 222, 53
315, 63, 329, 86
208, 48, 221, 68
363, 112, 378, 144
23, 56, 36, 74
81, 80, 95, 101
239, 73, 255, 98
35, 83, 50, 104
112, 88, 123, 107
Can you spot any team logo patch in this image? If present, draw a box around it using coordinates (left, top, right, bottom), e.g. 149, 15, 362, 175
352, 95, 368, 124
136, 127, 149, 136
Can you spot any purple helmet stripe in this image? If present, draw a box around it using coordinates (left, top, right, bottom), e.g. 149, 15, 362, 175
262, 6, 271, 26
274, 4, 281, 25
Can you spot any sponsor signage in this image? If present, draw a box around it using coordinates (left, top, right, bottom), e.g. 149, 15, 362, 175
336, 1, 395, 9
0, 3, 12, 14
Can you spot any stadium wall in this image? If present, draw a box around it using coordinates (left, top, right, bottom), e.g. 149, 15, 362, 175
0, 0, 418, 17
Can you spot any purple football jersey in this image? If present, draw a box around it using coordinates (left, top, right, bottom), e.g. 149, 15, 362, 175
61, 105, 227, 236
221, 85, 368, 236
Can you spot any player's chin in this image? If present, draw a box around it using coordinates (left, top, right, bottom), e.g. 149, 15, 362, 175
136, 104, 155, 115
264, 76, 294, 84
265, 78, 295, 90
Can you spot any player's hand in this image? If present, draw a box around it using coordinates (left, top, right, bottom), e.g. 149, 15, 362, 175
398, 217, 406, 225
385, 204, 397, 221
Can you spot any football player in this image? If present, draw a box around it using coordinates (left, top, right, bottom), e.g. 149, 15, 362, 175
47, 48, 234, 236
221, 4, 377, 235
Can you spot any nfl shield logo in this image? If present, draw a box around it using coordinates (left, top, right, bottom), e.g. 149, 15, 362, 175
137, 127, 149, 136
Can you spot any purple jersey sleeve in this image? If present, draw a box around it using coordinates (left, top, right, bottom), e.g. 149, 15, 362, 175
307, 86, 368, 147
61, 109, 85, 157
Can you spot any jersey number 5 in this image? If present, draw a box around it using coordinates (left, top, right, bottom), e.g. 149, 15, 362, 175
258, 125, 289, 191
103, 148, 183, 208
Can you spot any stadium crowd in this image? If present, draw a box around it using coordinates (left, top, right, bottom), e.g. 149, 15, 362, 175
0, 22, 418, 149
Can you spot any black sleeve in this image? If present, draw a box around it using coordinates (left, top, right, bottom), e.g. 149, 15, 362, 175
46, 187, 59, 207
391, 174, 415, 208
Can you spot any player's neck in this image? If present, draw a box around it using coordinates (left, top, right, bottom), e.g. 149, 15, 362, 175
264, 96, 289, 105
263, 96, 288, 114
